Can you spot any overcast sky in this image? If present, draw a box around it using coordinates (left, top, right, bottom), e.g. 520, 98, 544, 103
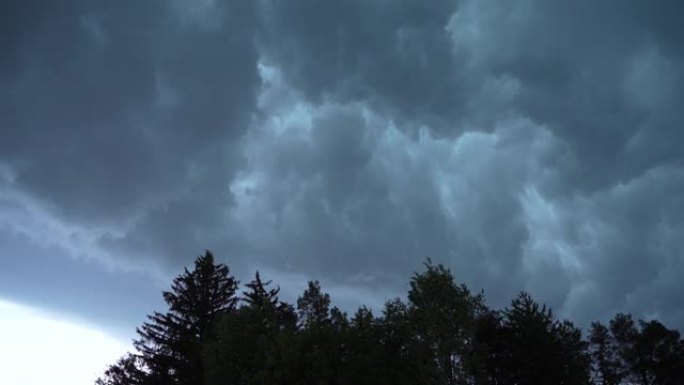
2, 1, 684, 383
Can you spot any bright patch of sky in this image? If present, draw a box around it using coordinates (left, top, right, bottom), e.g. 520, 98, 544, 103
0, 299, 129, 385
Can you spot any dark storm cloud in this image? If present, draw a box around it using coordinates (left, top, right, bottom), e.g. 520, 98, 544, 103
451, 0, 684, 193
1, 0, 261, 333
2, 0, 684, 332
231, 83, 560, 308
443, 0, 684, 325
238, 0, 684, 325
256, 0, 468, 131
1, 0, 259, 265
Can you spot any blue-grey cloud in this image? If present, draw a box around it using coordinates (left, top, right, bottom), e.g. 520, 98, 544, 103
1, 0, 684, 334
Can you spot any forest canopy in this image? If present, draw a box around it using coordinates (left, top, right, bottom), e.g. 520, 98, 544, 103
97, 251, 684, 385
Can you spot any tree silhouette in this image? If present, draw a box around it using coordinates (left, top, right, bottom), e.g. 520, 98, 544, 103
95, 354, 146, 385
296, 280, 332, 328
589, 322, 623, 385
97, 255, 684, 385
98, 251, 238, 385
252, 280, 347, 385
203, 271, 295, 385
601, 314, 684, 385
478, 292, 590, 385
407, 260, 483, 385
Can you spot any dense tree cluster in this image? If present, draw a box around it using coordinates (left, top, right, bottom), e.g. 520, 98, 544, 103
97, 252, 684, 385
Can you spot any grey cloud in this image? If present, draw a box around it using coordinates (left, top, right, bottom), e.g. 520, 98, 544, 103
229, 70, 565, 309
1, 0, 259, 265
452, 0, 684, 192
256, 0, 468, 131
237, 0, 684, 326
559, 166, 684, 326
2, 0, 684, 333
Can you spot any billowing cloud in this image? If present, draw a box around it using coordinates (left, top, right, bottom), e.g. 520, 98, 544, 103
1, 0, 259, 267
1, 0, 684, 334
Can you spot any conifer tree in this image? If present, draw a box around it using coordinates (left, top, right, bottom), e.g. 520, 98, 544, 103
133, 251, 238, 385
242, 271, 297, 330
95, 354, 147, 385
203, 270, 297, 385
98, 256, 684, 385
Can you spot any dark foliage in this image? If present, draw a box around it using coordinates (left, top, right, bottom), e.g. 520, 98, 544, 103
97, 251, 238, 385
586, 314, 684, 385
97, 252, 684, 385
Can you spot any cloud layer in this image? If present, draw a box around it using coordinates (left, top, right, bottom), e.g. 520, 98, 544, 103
2, 0, 684, 330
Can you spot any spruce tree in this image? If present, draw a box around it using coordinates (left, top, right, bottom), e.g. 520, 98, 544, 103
133, 251, 238, 385
95, 354, 147, 385
242, 271, 296, 329
203, 270, 297, 385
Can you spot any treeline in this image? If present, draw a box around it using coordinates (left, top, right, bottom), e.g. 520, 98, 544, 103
97, 251, 684, 385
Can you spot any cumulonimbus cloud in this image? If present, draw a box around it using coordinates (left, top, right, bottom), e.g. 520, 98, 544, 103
2, 0, 684, 330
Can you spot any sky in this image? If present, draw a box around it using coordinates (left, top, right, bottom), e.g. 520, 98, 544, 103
2, 1, 684, 383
